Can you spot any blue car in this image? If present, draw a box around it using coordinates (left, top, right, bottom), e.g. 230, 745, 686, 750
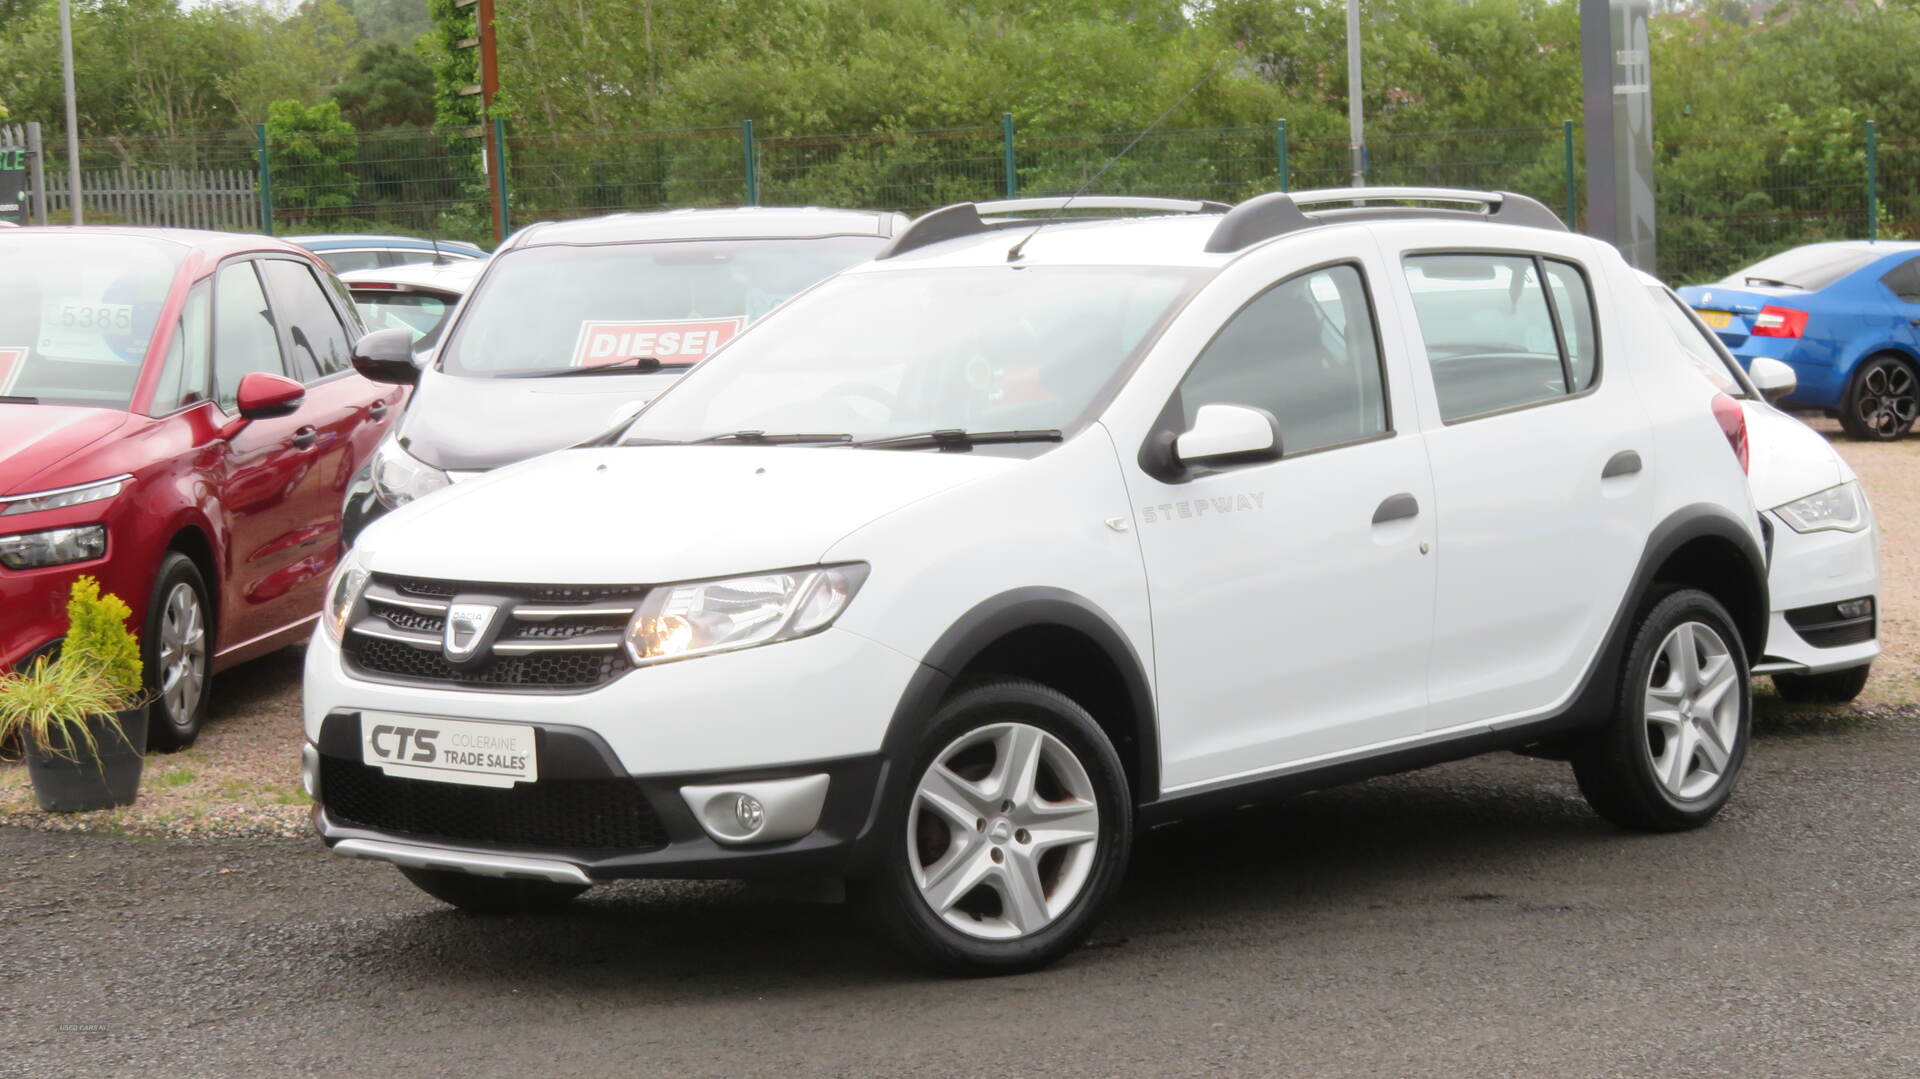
283, 233, 487, 275
1678, 241, 1920, 440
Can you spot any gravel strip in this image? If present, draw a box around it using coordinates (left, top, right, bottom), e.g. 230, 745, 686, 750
1, 414, 1911, 838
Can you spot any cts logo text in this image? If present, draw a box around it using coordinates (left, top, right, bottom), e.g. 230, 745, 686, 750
367, 724, 438, 764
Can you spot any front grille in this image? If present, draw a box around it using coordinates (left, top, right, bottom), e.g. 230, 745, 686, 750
353, 637, 629, 687
1785, 599, 1876, 648
346, 574, 645, 692
320, 755, 668, 852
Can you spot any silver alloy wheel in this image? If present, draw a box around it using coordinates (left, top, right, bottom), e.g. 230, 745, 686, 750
157, 582, 207, 726
908, 722, 1101, 940
1643, 620, 1740, 801
1857, 360, 1918, 436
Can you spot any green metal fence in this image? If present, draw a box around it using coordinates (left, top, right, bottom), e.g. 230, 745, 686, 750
43, 117, 1920, 284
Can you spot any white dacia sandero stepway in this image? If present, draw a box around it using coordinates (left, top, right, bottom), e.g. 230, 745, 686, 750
307, 188, 1770, 974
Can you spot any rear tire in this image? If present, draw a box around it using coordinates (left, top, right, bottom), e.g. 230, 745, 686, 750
1572, 588, 1751, 832
398, 867, 588, 914
858, 679, 1132, 976
1838, 354, 1918, 441
143, 554, 212, 752
1772, 664, 1871, 704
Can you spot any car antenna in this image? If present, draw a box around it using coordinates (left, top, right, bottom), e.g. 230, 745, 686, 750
1005, 55, 1232, 264
429, 235, 447, 265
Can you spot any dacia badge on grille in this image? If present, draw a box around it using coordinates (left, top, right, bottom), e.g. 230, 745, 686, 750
444, 601, 499, 660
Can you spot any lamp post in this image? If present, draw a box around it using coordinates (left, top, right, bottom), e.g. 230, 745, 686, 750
1347, 0, 1365, 186
58, 0, 81, 224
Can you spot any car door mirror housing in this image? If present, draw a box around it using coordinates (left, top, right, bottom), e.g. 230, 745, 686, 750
1174, 404, 1282, 466
235, 371, 306, 420
1749, 356, 1796, 403
351, 327, 420, 386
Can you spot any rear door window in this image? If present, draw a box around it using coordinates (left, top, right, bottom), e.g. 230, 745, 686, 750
1405, 253, 1601, 422
259, 258, 354, 380
1880, 257, 1920, 304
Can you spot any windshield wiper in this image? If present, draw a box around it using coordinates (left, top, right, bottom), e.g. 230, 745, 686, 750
0, 395, 38, 404
504, 356, 691, 379
689, 430, 854, 446
851, 428, 1063, 450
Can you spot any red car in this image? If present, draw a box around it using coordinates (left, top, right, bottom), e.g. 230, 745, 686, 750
0, 228, 402, 748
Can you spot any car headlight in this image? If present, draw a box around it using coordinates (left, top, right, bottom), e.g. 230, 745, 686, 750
370, 438, 450, 509
324, 552, 371, 641
625, 564, 869, 666
1774, 481, 1869, 534
0, 525, 107, 570
0, 475, 128, 516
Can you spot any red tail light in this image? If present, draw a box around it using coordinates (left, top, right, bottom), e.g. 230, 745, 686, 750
1711, 392, 1749, 473
1751, 305, 1808, 338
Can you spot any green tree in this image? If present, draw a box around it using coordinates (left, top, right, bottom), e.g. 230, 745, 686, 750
333, 41, 434, 128
264, 98, 359, 215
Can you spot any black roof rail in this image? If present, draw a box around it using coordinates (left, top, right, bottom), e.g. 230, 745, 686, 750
875, 195, 1230, 260
1203, 186, 1566, 253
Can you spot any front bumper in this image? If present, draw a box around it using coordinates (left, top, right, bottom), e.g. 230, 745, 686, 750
302, 623, 923, 881
311, 711, 892, 880
1756, 510, 1880, 675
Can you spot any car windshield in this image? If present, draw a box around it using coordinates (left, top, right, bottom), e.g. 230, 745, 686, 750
439, 236, 886, 377
1723, 246, 1883, 291
622, 265, 1203, 444
0, 232, 182, 409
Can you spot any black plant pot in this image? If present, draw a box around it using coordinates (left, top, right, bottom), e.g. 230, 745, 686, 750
26, 706, 148, 812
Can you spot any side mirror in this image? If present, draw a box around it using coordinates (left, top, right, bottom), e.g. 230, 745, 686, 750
1174, 403, 1282, 466
1749, 356, 1796, 404
235, 372, 305, 420
352, 327, 420, 386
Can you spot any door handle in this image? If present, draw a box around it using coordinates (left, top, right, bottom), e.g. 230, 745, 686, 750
1602, 450, 1642, 479
1372, 492, 1419, 524
291, 426, 319, 450
369, 401, 388, 420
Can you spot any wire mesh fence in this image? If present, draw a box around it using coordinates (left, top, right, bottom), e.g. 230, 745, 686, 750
25, 118, 1909, 283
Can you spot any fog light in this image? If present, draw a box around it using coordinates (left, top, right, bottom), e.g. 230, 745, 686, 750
680, 774, 830, 846
1837, 597, 1874, 619
733, 794, 765, 835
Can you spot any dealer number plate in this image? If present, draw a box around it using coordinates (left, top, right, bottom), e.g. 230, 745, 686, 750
1699, 310, 1734, 330
360, 713, 538, 788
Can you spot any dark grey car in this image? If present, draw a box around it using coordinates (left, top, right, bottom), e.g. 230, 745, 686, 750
340, 207, 904, 544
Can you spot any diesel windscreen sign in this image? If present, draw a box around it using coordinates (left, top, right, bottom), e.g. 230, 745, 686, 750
0, 146, 25, 225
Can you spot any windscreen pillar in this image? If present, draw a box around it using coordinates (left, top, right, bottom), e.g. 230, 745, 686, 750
1581, 0, 1655, 272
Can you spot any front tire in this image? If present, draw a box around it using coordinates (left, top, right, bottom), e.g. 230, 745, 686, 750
143, 553, 211, 752
860, 679, 1132, 975
1838, 354, 1918, 441
1572, 589, 1751, 831
1772, 664, 1871, 704
398, 867, 588, 914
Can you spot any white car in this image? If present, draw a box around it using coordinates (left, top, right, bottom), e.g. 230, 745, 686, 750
1640, 273, 1880, 702
305, 188, 1769, 974
340, 259, 488, 357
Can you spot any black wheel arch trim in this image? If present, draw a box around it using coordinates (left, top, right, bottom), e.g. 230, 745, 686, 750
878, 587, 1160, 807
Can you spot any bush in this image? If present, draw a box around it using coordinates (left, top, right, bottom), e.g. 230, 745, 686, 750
62, 575, 142, 708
